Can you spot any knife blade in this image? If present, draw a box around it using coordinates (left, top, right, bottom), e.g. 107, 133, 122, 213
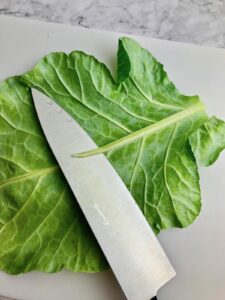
32, 89, 175, 300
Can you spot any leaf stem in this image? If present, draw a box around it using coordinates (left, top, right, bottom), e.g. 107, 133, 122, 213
72, 102, 206, 158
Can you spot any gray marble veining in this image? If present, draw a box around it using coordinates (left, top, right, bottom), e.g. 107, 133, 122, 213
0, 0, 225, 48
0, 1, 224, 299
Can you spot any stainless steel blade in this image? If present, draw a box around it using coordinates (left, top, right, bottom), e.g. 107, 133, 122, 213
32, 89, 175, 300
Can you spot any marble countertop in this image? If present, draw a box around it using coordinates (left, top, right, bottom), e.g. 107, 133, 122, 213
1, 0, 225, 48
0, 1, 224, 299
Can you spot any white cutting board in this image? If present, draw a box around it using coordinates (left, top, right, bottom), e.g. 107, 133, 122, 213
0, 15, 225, 300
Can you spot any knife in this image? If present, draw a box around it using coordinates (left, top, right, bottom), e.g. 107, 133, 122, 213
32, 89, 175, 300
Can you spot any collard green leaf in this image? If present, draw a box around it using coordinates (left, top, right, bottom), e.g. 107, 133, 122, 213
189, 116, 225, 166
22, 37, 208, 233
1, 37, 224, 275
0, 77, 107, 274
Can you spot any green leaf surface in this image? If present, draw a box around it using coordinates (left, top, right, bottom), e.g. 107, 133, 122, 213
22, 37, 208, 233
0, 77, 107, 274
1, 37, 224, 275
189, 116, 225, 166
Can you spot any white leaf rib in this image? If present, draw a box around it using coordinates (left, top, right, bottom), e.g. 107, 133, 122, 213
74, 102, 205, 158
